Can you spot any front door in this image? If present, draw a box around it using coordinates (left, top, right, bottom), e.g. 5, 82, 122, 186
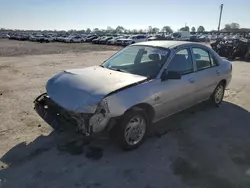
154, 48, 197, 121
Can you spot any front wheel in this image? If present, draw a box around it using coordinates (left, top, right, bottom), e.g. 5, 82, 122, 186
210, 82, 225, 106
112, 108, 149, 150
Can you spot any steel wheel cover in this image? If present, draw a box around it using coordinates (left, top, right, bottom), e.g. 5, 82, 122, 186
215, 85, 224, 103
124, 115, 146, 146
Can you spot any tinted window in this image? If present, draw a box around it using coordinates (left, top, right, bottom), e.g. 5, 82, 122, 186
167, 49, 193, 75
192, 48, 211, 70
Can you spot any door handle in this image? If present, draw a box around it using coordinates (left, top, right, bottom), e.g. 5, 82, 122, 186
216, 69, 220, 75
188, 78, 195, 83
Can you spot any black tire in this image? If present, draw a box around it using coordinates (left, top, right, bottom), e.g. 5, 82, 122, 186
210, 81, 225, 107
112, 108, 149, 150
70, 40, 73, 43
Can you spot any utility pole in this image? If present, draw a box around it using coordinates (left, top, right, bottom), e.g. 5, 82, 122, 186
218, 4, 224, 33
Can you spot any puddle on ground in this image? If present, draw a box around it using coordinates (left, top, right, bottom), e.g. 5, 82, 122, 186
85, 146, 103, 160
57, 139, 103, 160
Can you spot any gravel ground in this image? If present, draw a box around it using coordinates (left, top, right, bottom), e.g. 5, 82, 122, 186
0, 40, 250, 188
0, 39, 122, 57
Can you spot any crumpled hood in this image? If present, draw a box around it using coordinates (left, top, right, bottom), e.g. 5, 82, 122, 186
46, 66, 147, 113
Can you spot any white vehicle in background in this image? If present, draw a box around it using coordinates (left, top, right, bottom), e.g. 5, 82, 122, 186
107, 36, 125, 45
172, 31, 190, 41
0, 34, 10, 38
43, 34, 57, 42
122, 35, 148, 46
63, 35, 85, 43
208, 34, 218, 41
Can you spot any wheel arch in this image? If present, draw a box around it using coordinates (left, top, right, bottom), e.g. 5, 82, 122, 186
125, 103, 155, 122
220, 79, 227, 87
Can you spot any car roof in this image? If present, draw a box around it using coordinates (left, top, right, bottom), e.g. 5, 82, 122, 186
131, 41, 206, 49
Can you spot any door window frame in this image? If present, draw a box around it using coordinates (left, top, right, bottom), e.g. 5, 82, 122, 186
165, 47, 195, 76
191, 47, 219, 72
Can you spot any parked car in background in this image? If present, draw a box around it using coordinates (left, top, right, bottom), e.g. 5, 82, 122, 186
165, 34, 174, 40
0, 34, 10, 39
107, 36, 125, 45
198, 35, 210, 42
43, 35, 56, 42
99, 36, 113, 44
115, 36, 130, 45
172, 31, 191, 41
92, 36, 103, 44
34, 41, 232, 150
63, 35, 85, 43
56, 35, 68, 42
148, 35, 166, 41
85, 35, 98, 42
121, 35, 148, 46
29, 34, 45, 42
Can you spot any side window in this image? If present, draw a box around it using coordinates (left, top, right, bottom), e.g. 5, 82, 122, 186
192, 48, 211, 70
209, 54, 219, 66
167, 49, 193, 75
140, 47, 168, 64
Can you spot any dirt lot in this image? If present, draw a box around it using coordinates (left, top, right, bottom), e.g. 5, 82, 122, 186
0, 40, 250, 188
0, 39, 122, 57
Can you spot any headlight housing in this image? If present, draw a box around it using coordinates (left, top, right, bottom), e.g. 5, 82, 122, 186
95, 98, 110, 114
89, 99, 110, 132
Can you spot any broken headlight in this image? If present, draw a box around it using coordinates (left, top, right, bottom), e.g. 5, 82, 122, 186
95, 98, 110, 114
89, 99, 110, 132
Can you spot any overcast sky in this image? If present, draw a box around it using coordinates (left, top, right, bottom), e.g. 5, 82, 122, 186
0, 0, 250, 31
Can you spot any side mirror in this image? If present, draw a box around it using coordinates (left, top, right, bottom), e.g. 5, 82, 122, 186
161, 70, 181, 81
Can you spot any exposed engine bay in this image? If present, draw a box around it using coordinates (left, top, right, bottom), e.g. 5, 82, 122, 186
34, 93, 113, 136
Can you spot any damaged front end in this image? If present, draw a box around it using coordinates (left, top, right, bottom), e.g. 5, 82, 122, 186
34, 93, 112, 136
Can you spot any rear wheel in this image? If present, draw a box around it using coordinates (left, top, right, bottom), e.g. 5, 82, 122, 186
210, 82, 225, 106
112, 108, 149, 150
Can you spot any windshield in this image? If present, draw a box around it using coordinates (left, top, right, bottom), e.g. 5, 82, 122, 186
102, 45, 169, 78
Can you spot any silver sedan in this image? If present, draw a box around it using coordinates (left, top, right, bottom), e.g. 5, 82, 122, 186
34, 41, 232, 150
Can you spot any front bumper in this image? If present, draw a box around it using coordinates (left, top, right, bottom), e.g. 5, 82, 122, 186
34, 93, 93, 135
34, 93, 115, 136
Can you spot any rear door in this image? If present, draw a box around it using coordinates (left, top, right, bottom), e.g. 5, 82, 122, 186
191, 47, 221, 101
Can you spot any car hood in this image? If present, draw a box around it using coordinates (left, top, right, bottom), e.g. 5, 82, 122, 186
46, 66, 147, 113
